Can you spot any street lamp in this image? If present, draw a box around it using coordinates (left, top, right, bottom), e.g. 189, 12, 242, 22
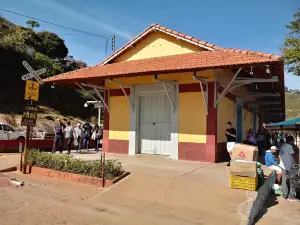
83, 101, 103, 126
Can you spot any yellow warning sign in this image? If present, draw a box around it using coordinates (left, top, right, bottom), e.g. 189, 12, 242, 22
24, 80, 39, 101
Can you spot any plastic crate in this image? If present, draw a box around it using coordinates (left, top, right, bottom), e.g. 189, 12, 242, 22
230, 175, 258, 191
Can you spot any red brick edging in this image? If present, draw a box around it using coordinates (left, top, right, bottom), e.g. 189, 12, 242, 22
31, 166, 129, 187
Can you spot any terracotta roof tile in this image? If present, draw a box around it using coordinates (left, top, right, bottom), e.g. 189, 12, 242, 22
44, 50, 282, 84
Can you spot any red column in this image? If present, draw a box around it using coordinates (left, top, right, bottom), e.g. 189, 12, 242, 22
102, 90, 109, 153
206, 82, 217, 162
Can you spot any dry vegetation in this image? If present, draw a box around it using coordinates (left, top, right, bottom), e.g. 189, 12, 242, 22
285, 91, 300, 119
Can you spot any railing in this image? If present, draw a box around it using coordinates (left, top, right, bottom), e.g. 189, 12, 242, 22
0, 139, 100, 153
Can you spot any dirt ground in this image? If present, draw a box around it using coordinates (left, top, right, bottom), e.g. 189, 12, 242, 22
0, 153, 247, 225
0, 172, 108, 225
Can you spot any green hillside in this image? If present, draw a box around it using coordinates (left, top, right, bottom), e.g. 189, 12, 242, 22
285, 91, 300, 119
0, 24, 97, 127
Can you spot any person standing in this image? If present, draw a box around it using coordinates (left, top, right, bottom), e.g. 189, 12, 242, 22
92, 124, 101, 152
83, 122, 92, 150
279, 136, 299, 202
225, 122, 236, 158
264, 129, 272, 151
246, 128, 255, 145
52, 119, 65, 154
74, 123, 83, 152
272, 132, 279, 147
64, 121, 74, 154
256, 129, 265, 156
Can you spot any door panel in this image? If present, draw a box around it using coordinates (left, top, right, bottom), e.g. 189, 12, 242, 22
139, 96, 157, 154
139, 123, 156, 154
156, 96, 171, 155
139, 95, 171, 155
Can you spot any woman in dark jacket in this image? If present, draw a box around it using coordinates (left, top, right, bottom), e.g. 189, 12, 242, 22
83, 122, 92, 150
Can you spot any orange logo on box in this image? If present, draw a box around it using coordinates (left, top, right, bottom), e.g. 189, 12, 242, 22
239, 151, 246, 158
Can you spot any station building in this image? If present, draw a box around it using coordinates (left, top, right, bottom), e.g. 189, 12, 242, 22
44, 24, 285, 162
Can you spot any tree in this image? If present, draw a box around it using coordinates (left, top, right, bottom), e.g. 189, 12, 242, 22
283, 8, 300, 76
285, 86, 289, 92
36, 31, 68, 59
26, 20, 40, 29
1, 26, 40, 53
32, 52, 63, 78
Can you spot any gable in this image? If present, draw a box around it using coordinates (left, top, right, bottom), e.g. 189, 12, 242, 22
113, 32, 206, 63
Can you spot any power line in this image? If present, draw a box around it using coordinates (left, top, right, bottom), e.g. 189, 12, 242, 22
0, 8, 112, 39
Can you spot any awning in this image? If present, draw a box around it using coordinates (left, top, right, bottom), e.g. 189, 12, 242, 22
43, 49, 282, 84
266, 118, 300, 130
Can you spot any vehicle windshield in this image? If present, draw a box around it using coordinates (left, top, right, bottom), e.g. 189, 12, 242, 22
2, 124, 15, 132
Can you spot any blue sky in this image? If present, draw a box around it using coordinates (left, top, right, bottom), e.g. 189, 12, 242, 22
1, 0, 299, 89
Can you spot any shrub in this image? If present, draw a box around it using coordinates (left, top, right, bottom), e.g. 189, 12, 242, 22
28, 149, 124, 179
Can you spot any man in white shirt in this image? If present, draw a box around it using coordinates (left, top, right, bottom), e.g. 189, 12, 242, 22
279, 136, 298, 201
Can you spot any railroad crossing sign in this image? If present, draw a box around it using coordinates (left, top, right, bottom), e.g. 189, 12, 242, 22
24, 80, 39, 101
21, 103, 38, 127
21, 61, 46, 84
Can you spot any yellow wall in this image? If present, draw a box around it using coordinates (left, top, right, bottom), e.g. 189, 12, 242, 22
113, 32, 204, 63
109, 96, 130, 140
178, 92, 207, 143
105, 71, 215, 89
217, 95, 236, 143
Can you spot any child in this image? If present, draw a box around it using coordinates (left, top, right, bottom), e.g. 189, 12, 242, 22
265, 146, 282, 183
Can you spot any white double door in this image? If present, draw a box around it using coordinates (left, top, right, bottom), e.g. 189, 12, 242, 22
139, 95, 171, 155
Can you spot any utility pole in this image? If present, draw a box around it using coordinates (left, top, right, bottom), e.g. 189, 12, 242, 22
111, 35, 115, 52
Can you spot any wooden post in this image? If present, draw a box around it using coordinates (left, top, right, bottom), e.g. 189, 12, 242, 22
22, 126, 31, 174
102, 153, 105, 188
20, 142, 23, 172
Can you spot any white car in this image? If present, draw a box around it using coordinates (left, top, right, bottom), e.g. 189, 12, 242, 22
0, 124, 26, 140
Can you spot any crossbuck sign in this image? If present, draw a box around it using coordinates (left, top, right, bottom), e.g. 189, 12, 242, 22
21, 61, 46, 85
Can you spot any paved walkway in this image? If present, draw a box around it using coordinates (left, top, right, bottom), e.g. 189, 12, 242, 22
256, 196, 300, 225
1, 151, 299, 224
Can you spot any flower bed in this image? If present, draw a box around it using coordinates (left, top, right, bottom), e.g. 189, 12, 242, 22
28, 149, 127, 186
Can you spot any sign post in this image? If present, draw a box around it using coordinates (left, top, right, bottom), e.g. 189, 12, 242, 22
94, 102, 103, 127
20, 61, 46, 173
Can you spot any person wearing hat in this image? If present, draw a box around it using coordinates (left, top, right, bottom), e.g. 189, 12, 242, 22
265, 146, 282, 183
74, 123, 83, 152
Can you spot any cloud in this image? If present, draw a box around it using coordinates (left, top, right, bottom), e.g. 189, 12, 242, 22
285, 72, 300, 90
30, 0, 134, 40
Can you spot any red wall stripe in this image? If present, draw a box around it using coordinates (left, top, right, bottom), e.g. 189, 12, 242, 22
110, 88, 130, 96
205, 82, 217, 162
179, 83, 206, 93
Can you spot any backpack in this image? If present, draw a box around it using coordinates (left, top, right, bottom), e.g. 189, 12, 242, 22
290, 164, 300, 189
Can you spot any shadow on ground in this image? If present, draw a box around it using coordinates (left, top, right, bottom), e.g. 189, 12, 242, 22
254, 194, 279, 224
